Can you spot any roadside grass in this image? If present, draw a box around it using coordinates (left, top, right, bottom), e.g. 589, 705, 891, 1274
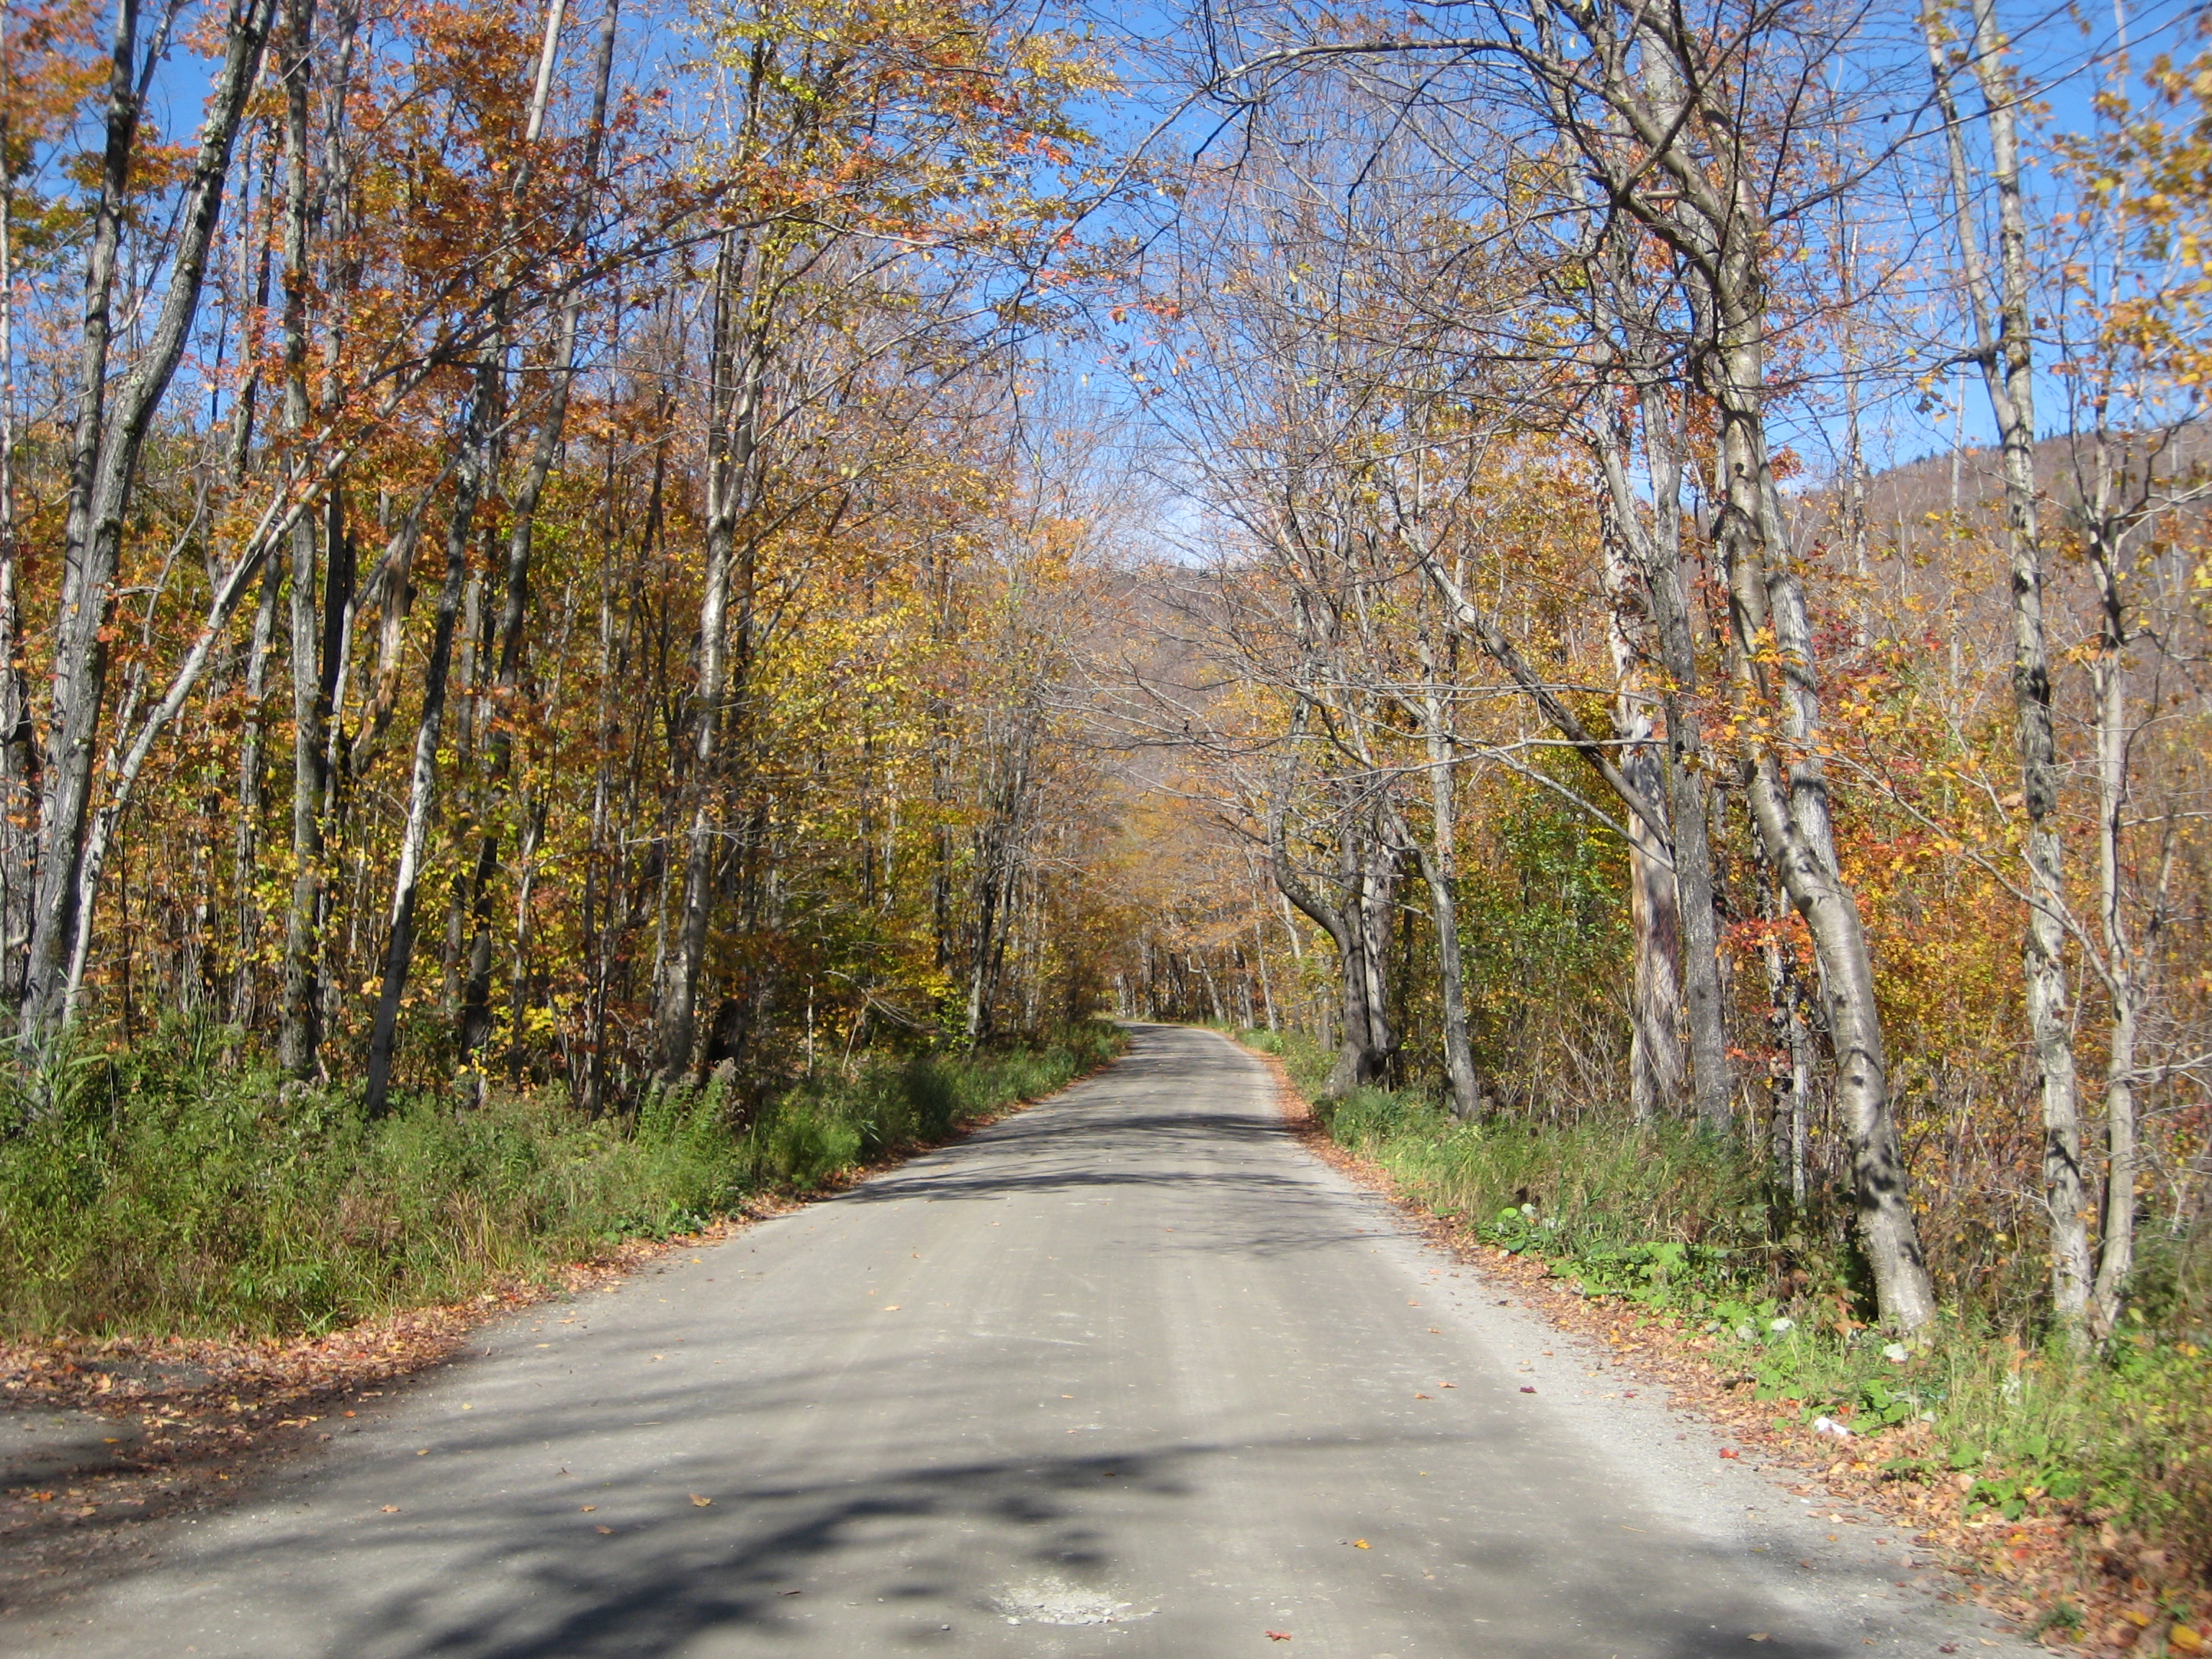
1239, 1025, 2212, 1623
0, 1018, 1124, 1340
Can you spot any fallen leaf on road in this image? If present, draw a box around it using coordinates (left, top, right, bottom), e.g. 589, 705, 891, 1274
381, 1506, 400, 1514
1352, 1539, 1369, 1549
2171, 1629, 2205, 1655
581, 1506, 595, 1513
1940, 1645, 1958, 1653
1266, 1633, 1291, 1642
595, 1525, 613, 1534
1520, 1386, 1537, 1394
1720, 1448, 1740, 1459
1413, 1393, 1431, 1400
690, 1494, 712, 1507
881, 1306, 899, 1312
781, 1589, 802, 1597
1748, 1634, 1770, 1642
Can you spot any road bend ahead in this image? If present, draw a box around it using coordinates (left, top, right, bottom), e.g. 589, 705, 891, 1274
6, 1025, 2029, 1659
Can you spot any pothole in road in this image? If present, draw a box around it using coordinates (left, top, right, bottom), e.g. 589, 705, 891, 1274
987, 1578, 1150, 1626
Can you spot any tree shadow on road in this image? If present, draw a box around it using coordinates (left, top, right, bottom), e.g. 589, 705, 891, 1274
201, 1424, 1853, 1659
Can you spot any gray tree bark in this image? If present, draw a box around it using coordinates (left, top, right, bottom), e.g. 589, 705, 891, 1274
1924, 2, 2091, 1335
276, 0, 327, 1078
657, 219, 766, 1083
1559, 3, 1936, 1326
363, 382, 491, 1116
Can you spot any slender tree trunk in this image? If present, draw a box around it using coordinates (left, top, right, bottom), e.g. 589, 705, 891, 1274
1265, 727, 1392, 1094
2088, 613, 2138, 1337
364, 385, 490, 1117
1600, 494, 1686, 1120
1925, 0, 2092, 1336
1588, 307, 1732, 1128
0, 91, 32, 1009
1758, 858, 1812, 1205
657, 226, 764, 1082
231, 562, 280, 1022
1707, 284, 1936, 1330
22, 0, 276, 1036
2087, 496, 2139, 1338
1421, 693, 1480, 1118
276, 0, 326, 1076
458, 0, 619, 1074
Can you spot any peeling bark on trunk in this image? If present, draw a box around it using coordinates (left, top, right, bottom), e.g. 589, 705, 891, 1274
1414, 639, 1481, 1119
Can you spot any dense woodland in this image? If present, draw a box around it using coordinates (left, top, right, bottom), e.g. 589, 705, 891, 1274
0, 0, 2206, 1399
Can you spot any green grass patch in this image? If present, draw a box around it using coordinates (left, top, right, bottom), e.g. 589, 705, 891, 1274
0, 1017, 1124, 1339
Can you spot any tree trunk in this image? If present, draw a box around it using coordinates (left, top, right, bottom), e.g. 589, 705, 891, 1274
1420, 691, 1481, 1119
363, 383, 490, 1117
1599, 490, 1686, 1120
1925, 0, 2091, 1336
0, 94, 31, 1010
2085, 480, 2139, 1339
2088, 630, 2139, 1339
1586, 278, 1732, 1128
21, 0, 277, 1037
276, 0, 326, 1077
1707, 292, 1936, 1331
657, 224, 765, 1082
458, 0, 619, 1074
1266, 731, 1393, 1094
231, 561, 280, 1023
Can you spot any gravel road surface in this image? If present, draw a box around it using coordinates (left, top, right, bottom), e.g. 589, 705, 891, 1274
0, 1024, 2036, 1659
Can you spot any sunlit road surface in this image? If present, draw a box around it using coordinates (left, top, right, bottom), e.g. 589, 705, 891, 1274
2, 1024, 2033, 1659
